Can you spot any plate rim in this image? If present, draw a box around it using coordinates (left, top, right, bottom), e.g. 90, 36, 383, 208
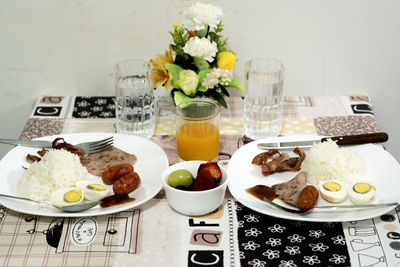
227, 138, 400, 222
0, 132, 169, 217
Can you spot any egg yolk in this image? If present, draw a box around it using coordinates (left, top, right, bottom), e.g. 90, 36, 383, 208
87, 184, 107, 191
64, 190, 82, 203
353, 182, 373, 194
323, 182, 341, 192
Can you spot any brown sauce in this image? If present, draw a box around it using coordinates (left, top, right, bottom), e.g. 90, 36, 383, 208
100, 194, 136, 208
246, 185, 276, 201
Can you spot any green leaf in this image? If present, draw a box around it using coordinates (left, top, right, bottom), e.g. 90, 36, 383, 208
227, 78, 245, 94
197, 69, 212, 92
173, 91, 194, 106
218, 84, 230, 97
193, 57, 210, 71
206, 90, 227, 108
196, 27, 208, 38
165, 63, 183, 88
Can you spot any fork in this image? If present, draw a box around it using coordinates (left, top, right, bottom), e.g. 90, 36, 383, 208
0, 136, 113, 155
263, 197, 311, 214
73, 137, 114, 154
263, 197, 399, 214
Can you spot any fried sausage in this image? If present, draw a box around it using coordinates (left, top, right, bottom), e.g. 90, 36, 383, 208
113, 171, 141, 195
102, 163, 133, 185
296, 185, 319, 210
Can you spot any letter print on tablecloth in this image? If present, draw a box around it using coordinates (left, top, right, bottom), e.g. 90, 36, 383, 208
190, 230, 222, 246
188, 250, 223, 267
235, 201, 350, 266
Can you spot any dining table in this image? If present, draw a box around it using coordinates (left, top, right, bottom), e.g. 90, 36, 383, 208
0, 94, 398, 267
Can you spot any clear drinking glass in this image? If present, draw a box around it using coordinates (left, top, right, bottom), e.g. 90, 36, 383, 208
114, 59, 155, 138
175, 100, 220, 161
244, 58, 284, 140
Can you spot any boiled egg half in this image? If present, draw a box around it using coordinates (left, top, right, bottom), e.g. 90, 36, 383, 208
76, 180, 109, 201
318, 180, 347, 203
349, 181, 376, 205
50, 188, 84, 207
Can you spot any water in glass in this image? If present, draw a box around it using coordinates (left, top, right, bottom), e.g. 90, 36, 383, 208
244, 72, 283, 140
115, 75, 155, 138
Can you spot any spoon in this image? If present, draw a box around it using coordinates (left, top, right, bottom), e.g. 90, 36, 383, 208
263, 197, 399, 214
0, 193, 100, 212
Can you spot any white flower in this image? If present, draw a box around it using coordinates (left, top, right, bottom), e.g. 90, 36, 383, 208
245, 228, 262, 237
302, 255, 321, 265
202, 68, 233, 89
284, 246, 301, 255
77, 100, 90, 107
309, 229, 325, 238
183, 37, 217, 62
242, 241, 260, 251
332, 235, 346, 245
235, 202, 243, 211
262, 249, 280, 259
100, 111, 113, 118
323, 222, 337, 228
95, 98, 107, 105
279, 260, 297, 267
248, 258, 266, 267
267, 224, 286, 233
265, 238, 281, 247
329, 254, 347, 264
183, 2, 224, 31
309, 242, 329, 252
287, 234, 305, 243
244, 214, 260, 222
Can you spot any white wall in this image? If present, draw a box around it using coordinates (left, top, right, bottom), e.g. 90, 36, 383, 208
1, 0, 399, 159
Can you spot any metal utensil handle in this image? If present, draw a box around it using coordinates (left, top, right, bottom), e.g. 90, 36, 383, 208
315, 202, 399, 209
322, 132, 389, 146
0, 193, 51, 205
0, 139, 53, 148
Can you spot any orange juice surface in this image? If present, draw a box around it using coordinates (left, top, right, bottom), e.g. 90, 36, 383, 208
176, 122, 219, 161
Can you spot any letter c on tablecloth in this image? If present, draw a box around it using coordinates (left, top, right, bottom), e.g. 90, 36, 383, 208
190, 253, 220, 265
36, 107, 59, 115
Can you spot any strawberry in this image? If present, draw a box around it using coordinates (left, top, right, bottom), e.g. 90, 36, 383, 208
197, 162, 223, 185
192, 171, 217, 191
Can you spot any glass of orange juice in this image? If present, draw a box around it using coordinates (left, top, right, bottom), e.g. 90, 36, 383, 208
175, 100, 220, 161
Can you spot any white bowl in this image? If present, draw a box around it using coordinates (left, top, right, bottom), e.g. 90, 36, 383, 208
161, 161, 228, 216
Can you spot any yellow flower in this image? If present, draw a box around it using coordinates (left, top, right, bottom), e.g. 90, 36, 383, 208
173, 23, 179, 28
177, 70, 199, 97
150, 47, 173, 89
217, 52, 237, 72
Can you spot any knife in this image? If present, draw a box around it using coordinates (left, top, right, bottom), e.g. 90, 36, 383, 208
0, 139, 53, 148
257, 132, 388, 150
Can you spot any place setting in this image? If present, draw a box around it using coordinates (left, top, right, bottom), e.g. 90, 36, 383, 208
0, 0, 397, 223
1, 1, 399, 267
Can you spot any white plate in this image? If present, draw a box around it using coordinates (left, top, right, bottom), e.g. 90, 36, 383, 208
228, 137, 400, 222
0, 133, 169, 217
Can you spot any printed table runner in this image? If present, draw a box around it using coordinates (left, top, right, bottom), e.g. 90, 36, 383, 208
1, 95, 397, 267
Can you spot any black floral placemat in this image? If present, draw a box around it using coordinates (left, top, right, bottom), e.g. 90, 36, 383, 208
235, 202, 350, 267
72, 96, 116, 118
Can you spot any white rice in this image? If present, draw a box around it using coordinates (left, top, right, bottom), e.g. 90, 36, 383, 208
18, 149, 88, 201
301, 139, 365, 185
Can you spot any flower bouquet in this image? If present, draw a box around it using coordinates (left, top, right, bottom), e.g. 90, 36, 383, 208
150, 2, 244, 108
